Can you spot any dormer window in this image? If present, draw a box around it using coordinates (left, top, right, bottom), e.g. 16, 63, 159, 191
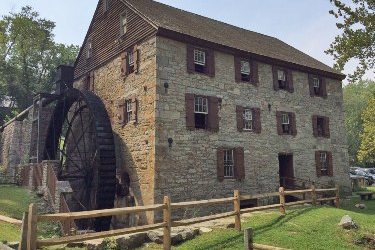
87, 39, 92, 59
120, 13, 127, 35
240, 61, 251, 82
277, 70, 287, 89
194, 49, 206, 73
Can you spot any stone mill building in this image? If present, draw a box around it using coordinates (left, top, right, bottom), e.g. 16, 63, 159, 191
0, 0, 350, 228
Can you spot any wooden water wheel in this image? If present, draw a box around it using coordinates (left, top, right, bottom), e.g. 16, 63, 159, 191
44, 88, 116, 231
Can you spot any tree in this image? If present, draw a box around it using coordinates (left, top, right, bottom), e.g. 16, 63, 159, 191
358, 96, 375, 164
343, 80, 375, 165
326, 0, 374, 83
0, 6, 79, 110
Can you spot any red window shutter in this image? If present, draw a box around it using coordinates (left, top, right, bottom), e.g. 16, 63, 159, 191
250, 60, 259, 86
89, 71, 95, 91
289, 112, 297, 136
315, 151, 322, 177
185, 93, 195, 130
272, 66, 279, 91
121, 52, 128, 77
324, 117, 330, 138
276, 111, 283, 135
308, 74, 315, 96
234, 56, 241, 83
312, 115, 318, 137
321, 77, 327, 98
208, 96, 220, 132
327, 152, 333, 176
252, 108, 261, 134
206, 49, 215, 77
116, 99, 126, 125
131, 96, 138, 123
234, 147, 245, 180
287, 69, 294, 93
236, 106, 244, 132
133, 46, 140, 73
186, 44, 195, 73
217, 148, 224, 182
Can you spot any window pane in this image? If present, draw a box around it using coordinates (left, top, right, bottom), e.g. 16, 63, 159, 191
241, 61, 250, 75
194, 97, 208, 114
281, 113, 289, 124
128, 52, 134, 65
277, 70, 286, 81
194, 50, 206, 65
224, 150, 234, 177
243, 109, 253, 130
313, 78, 320, 88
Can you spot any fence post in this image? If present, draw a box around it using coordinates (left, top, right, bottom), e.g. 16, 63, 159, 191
279, 187, 286, 215
335, 184, 340, 208
163, 196, 171, 250
311, 184, 317, 206
244, 227, 254, 250
18, 212, 28, 250
26, 204, 37, 250
302, 182, 306, 200
234, 190, 241, 231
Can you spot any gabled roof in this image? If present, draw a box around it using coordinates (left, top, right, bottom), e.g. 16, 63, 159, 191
122, 0, 345, 80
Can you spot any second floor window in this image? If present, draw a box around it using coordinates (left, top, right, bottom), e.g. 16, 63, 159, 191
224, 149, 235, 178
320, 152, 328, 175
126, 100, 132, 123
187, 45, 215, 77
194, 96, 208, 129
194, 49, 206, 73
243, 109, 253, 131
241, 61, 251, 82
309, 74, 327, 98
277, 111, 296, 136
281, 113, 290, 134
313, 77, 320, 95
277, 70, 287, 89
312, 115, 330, 138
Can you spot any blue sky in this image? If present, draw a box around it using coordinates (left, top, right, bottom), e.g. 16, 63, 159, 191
0, 0, 373, 81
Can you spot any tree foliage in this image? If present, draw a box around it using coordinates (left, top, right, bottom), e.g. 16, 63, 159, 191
0, 6, 79, 110
343, 80, 375, 165
326, 0, 374, 82
358, 96, 375, 164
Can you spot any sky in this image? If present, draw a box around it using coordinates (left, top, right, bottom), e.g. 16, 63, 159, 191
0, 0, 373, 82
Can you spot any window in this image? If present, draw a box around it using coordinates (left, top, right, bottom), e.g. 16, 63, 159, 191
281, 113, 290, 134
194, 49, 206, 73
87, 39, 92, 59
313, 115, 330, 138
224, 149, 235, 178
243, 109, 253, 131
241, 60, 251, 82
127, 51, 135, 74
194, 96, 208, 129
317, 117, 324, 136
120, 13, 127, 35
320, 152, 328, 175
313, 77, 320, 95
277, 70, 287, 89
103, 0, 109, 12
126, 100, 132, 123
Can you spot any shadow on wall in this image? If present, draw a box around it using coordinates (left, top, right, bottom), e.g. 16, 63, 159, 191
111, 132, 149, 228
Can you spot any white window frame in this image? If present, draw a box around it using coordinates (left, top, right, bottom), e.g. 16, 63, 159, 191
104, 0, 109, 12
87, 40, 92, 59
224, 149, 235, 178
281, 113, 290, 125
320, 152, 328, 171
313, 77, 320, 88
121, 13, 127, 35
194, 49, 206, 66
194, 96, 208, 114
241, 61, 251, 75
126, 100, 132, 122
277, 70, 286, 81
243, 109, 253, 131
128, 51, 134, 66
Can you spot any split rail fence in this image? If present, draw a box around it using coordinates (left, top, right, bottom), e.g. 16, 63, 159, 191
22, 185, 340, 250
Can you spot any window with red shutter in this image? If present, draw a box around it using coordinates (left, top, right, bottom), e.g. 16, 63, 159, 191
277, 111, 296, 136
235, 57, 258, 86
187, 45, 215, 77
236, 106, 244, 132
252, 108, 261, 134
217, 148, 225, 181
312, 115, 330, 138
234, 147, 245, 180
185, 93, 195, 130
315, 151, 332, 177
273, 67, 293, 92
309, 74, 327, 98
207, 96, 220, 132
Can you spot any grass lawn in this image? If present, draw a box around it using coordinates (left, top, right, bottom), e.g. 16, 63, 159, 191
0, 185, 31, 243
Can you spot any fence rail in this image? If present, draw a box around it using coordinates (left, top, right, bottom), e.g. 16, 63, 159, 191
22, 185, 340, 250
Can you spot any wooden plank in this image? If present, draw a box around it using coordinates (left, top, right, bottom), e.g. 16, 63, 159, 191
172, 211, 236, 227
253, 243, 290, 250
27, 204, 37, 250
234, 190, 241, 231
285, 200, 313, 207
284, 189, 312, 195
315, 188, 337, 192
163, 196, 171, 250
37, 223, 166, 247
316, 197, 336, 202
241, 204, 281, 214
171, 197, 234, 209
240, 192, 279, 201
38, 204, 166, 222
0, 215, 22, 225
18, 212, 28, 250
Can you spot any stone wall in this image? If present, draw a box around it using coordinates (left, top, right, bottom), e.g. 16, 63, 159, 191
73, 36, 157, 224
154, 37, 350, 213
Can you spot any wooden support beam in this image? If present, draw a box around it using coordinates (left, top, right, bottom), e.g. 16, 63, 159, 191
234, 190, 241, 231
244, 227, 254, 250
163, 196, 171, 250
18, 212, 28, 250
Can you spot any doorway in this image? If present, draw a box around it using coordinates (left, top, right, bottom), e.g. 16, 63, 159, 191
278, 154, 294, 189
